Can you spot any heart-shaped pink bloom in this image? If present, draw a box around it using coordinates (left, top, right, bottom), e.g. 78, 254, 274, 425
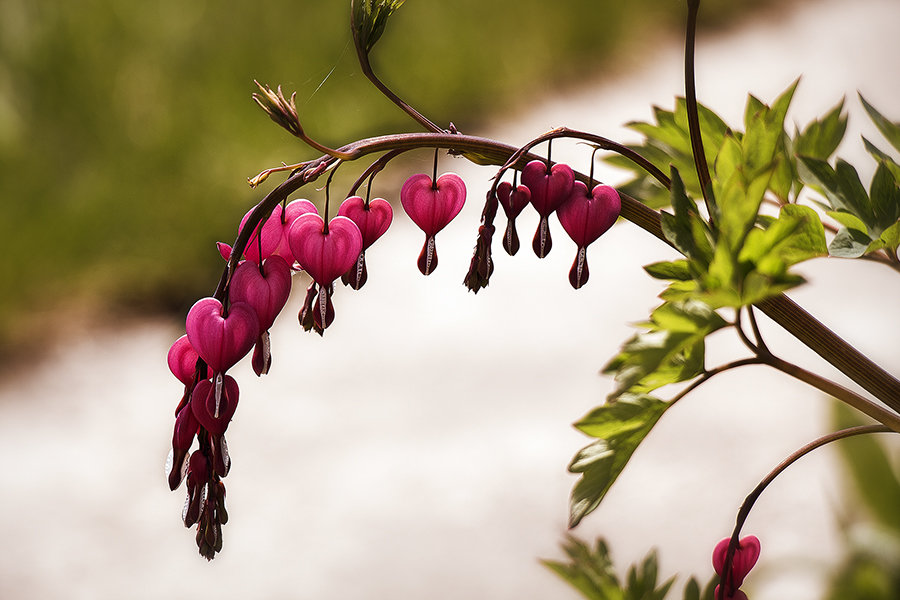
400, 173, 466, 275
400, 173, 466, 237
190, 375, 240, 436
558, 182, 621, 247
185, 298, 259, 374
521, 160, 574, 258
239, 199, 319, 264
338, 196, 393, 250
288, 213, 363, 286
556, 182, 621, 289
713, 535, 760, 590
520, 160, 574, 217
272, 199, 318, 262
229, 256, 292, 332
168, 335, 205, 386
497, 181, 531, 256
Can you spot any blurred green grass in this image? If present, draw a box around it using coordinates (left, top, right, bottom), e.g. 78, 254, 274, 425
0, 0, 796, 359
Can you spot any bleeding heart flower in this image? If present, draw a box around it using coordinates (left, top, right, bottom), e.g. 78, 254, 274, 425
713, 535, 760, 599
497, 181, 531, 256
190, 375, 240, 436
289, 213, 362, 333
400, 172, 466, 275
167, 405, 200, 491
338, 195, 393, 289
185, 298, 259, 374
229, 256, 292, 332
289, 213, 363, 285
557, 182, 621, 289
520, 160, 574, 258
168, 335, 206, 386
239, 199, 319, 264
229, 256, 293, 375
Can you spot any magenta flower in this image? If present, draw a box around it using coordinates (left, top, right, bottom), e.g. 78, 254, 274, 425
496, 180, 531, 256
556, 182, 621, 289
289, 213, 363, 333
185, 297, 259, 375
713, 535, 760, 600
520, 159, 574, 258
400, 172, 466, 275
227, 199, 319, 264
337, 195, 393, 289
229, 256, 293, 375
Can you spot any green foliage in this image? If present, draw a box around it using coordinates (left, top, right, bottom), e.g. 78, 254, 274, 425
542, 537, 675, 600
352, 0, 406, 54
681, 577, 717, 600
568, 395, 670, 528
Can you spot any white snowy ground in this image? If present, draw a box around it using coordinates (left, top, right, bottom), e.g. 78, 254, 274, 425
1, 0, 898, 598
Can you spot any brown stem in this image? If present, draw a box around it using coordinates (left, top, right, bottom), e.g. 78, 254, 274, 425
225, 131, 900, 410
719, 424, 892, 599
684, 0, 715, 219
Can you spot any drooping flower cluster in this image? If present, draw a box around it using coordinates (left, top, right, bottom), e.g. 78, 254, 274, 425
712, 535, 760, 600
166, 150, 621, 558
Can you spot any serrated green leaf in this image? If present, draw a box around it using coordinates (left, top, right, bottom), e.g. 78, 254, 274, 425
541, 537, 624, 600
873, 220, 900, 254
643, 260, 693, 281
742, 80, 797, 175
603, 301, 725, 397
829, 227, 872, 258
660, 168, 714, 265
827, 210, 868, 232
860, 94, 900, 155
870, 161, 900, 232
833, 402, 900, 534
799, 157, 876, 231
795, 97, 847, 160
739, 204, 827, 269
568, 396, 670, 527
863, 137, 900, 182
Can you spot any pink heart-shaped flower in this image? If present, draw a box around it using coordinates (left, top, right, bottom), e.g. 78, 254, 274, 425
557, 182, 621, 248
497, 181, 531, 256
185, 298, 259, 373
167, 335, 206, 386
229, 255, 293, 332
520, 160, 574, 217
497, 181, 531, 219
400, 173, 466, 237
713, 535, 761, 589
240, 199, 319, 264
288, 213, 363, 286
338, 196, 393, 250
190, 375, 240, 436
272, 199, 318, 262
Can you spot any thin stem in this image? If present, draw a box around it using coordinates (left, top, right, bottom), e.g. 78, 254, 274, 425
762, 353, 900, 432
684, 0, 716, 220
719, 424, 892, 598
733, 309, 759, 354
347, 149, 407, 198
219, 130, 900, 410
746, 306, 770, 355
669, 357, 763, 407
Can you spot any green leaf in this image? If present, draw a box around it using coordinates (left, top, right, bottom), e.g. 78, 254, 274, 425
660, 168, 714, 266
643, 260, 693, 281
603, 301, 725, 398
351, 0, 406, 54
742, 80, 797, 175
863, 137, 900, 182
541, 537, 624, 600
832, 402, 900, 534
827, 210, 868, 232
876, 220, 900, 254
860, 94, 900, 154
829, 227, 873, 258
870, 161, 900, 231
799, 157, 876, 231
569, 396, 670, 527
795, 97, 847, 160
738, 204, 827, 270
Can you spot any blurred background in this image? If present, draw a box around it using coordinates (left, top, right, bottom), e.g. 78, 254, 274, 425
0, 0, 792, 360
2, 1, 900, 599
